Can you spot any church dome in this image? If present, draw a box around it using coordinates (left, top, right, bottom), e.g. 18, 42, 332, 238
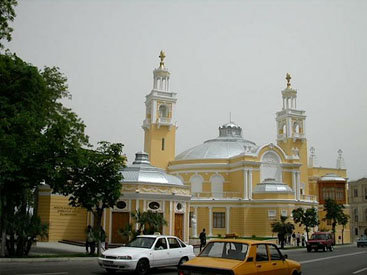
121, 152, 183, 185
175, 122, 257, 160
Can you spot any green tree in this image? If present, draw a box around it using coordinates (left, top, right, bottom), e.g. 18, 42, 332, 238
53, 142, 126, 255
292, 207, 319, 241
0, 53, 89, 256
0, 0, 17, 49
131, 210, 167, 235
323, 198, 345, 243
271, 216, 295, 249
338, 212, 349, 245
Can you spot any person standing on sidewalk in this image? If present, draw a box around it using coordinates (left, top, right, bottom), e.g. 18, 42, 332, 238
199, 228, 206, 252
87, 226, 96, 255
85, 225, 92, 254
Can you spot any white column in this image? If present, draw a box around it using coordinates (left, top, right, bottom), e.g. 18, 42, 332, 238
152, 101, 157, 123
208, 206, 213, 237
249, 170, 253, 200
185, 202, 190, 242
167, 78, 170, 91
170, 201, 173, 235
297, 172, 301, 200
244, 169, 248, 200
287, 118, 291, 138
135, 199, 140, 231
193, 206, 198, 237
292, 172, 297, 200
226, 207, 230, 234
143, 200, 146, 211
103, 209, 106, 230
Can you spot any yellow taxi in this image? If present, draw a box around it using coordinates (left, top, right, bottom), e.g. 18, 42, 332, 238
178, 239, 301, 275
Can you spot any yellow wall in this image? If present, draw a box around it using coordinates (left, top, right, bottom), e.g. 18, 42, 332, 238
144, 124, 176, 170
39, 194, 87, 242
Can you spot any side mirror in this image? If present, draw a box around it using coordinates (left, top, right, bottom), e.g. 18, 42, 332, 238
283, 254, 288, 260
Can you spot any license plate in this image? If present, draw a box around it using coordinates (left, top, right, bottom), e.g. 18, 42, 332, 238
103, 260, 114, 266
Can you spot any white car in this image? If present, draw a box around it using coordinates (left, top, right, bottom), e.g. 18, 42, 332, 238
98, 235, 195, 274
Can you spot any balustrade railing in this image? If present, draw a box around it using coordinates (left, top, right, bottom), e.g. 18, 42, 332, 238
192, 192, 241, 199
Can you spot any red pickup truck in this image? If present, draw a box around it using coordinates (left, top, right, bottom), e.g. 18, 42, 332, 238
306, 232, 334, 252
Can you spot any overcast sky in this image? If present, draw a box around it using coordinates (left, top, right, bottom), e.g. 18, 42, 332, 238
7, 0, 367, 180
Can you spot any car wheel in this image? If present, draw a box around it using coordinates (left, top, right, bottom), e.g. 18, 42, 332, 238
105, 269, 116, 273
307, 247, 311, 252
329, 246, 333, 251
178, 257, 188, 267
135, 259, 150, 275
315, 248, 318, 252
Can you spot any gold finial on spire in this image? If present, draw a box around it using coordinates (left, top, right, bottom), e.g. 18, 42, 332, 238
159, 50, 166, 69
286, 73, 292, 88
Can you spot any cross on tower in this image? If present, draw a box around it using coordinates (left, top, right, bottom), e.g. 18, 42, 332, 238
286, 73, 292, 88
159, 50, 166, 68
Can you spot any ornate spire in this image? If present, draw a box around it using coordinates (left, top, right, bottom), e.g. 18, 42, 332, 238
286, 73, 292, 88
159, 50, 166, 69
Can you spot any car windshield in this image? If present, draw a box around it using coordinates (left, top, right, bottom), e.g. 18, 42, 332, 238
311, 234, 327, 240
126, 237, 156, 248
199, 242, 248, 261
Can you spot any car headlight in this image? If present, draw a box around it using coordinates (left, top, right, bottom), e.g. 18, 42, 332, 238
117, 256, 132, 260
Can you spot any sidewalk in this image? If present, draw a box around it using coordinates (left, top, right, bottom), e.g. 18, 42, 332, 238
0, 242, 96, 263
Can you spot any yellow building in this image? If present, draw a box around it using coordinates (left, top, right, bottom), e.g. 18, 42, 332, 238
38, 52, 350, 244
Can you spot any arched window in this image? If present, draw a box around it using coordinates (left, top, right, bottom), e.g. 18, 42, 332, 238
210, 174, 224, 198
260, 151, 282, 182
190, 175, 203, 197
159, 105, 168, 118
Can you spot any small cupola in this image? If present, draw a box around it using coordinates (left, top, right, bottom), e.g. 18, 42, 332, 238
219, 122, 243, 138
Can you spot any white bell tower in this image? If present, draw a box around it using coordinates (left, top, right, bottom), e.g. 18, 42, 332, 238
276, 73, 306, 142
142, 51, 177, 169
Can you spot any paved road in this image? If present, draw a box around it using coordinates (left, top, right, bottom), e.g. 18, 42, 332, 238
1, 246, 366, 275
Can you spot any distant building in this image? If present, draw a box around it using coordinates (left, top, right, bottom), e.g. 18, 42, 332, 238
349, 178, 367, 241
38, 52, 351, 244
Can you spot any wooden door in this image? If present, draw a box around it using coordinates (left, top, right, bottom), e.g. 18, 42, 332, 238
174, 213, 184, 240
112, 212, 129, 243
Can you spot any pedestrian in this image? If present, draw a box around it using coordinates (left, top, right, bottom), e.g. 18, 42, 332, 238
87, 226, 96, 255
301, 235, 305, 247
199, 228, 206, 252
100, 226, 106, 251
85, 225, 92, 254
292, 232, 296, 246
296, 233, 300, 247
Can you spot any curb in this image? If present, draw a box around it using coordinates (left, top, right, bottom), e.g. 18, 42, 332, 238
0, 257, 97, 263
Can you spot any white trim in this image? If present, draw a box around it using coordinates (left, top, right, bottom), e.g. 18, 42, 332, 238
208, 206, 213, 236
190, 201, 318, 208
226, 206, 230, 234
249, 169, 253, 200
135, 199, 140, 231
170, 201, 173, 235
243, 169, 249, 200
193, 206, 198, 238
